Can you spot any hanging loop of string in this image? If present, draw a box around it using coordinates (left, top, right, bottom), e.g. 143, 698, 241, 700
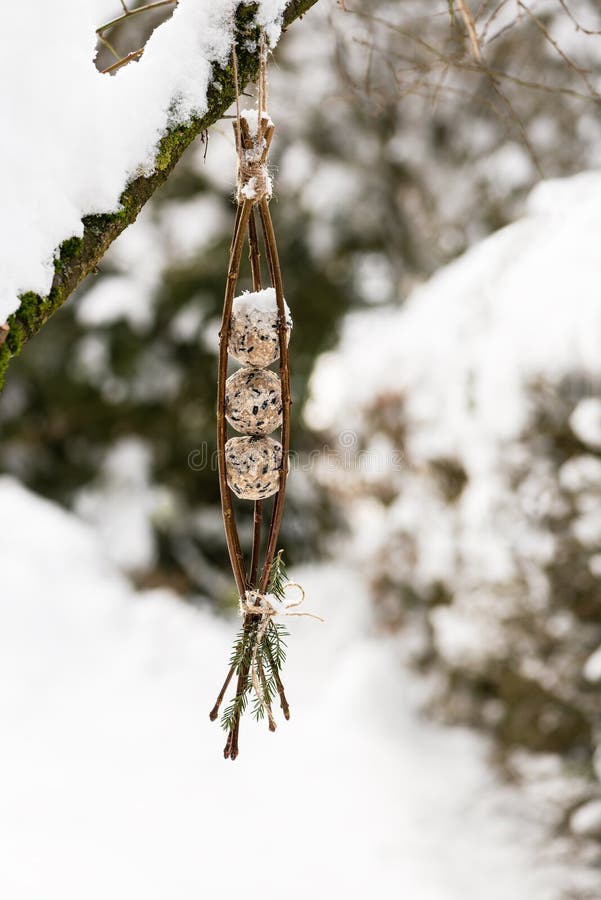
232, 34, 274, 204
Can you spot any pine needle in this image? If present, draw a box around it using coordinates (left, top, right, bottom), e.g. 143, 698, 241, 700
220, 550, 290, 731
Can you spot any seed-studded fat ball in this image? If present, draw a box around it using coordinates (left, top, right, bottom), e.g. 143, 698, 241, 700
225, 436, 283, 500
228, 287, 292, 369
225, 367, 282, 436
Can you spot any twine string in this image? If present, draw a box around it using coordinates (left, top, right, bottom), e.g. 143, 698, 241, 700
237, 144, 271, 203
258, 30, 268, 118
240, 583, 324, 728
232, 27, 272, 204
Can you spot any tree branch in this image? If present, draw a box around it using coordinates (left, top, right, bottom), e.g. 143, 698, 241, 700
0, 0, 319, 388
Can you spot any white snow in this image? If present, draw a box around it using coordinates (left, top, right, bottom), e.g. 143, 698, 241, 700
570, 800, 601, 838
306, 172, 601, 634
570, 397, 601, 449
309, 170, 601, 446
234, 285, 289, 316
0, 476, 571, 899
77, 274, 156, 333
0, 0, 288, 323
74, 437, 165, 572
240, 107, 273, 136
305, 173, 601, 855
583, 645, 601, 683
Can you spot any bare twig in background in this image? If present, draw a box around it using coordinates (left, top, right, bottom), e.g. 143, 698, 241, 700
452, 0, 542, 171
455, 0, 484, 61
101, 48, 144, 74
321, 0, 601, 296
479, 0, 512, 43
557, 0, 601, 36
97, 34, 121, 61
96, 0, 179, 75
517, 0, 601, 100
346, 0, 601, 180
96, 0, 178, 36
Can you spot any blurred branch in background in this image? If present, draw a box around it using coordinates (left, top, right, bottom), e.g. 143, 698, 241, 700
96, 0, 178, 74
333, 0, 601, 281
306, 166, 601, 867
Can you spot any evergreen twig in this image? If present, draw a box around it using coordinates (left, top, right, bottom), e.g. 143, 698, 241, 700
219, 553, 290, 734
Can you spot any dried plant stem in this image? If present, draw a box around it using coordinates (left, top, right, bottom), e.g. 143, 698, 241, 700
264, 641, 290, 719
97, 0, 179, 75
209, 663, 236, 721
455, 0, 483, 62
249, 500, 263, 587
224, 664, 246, 758
557, 0, 601, 36
101, 48, 144, 74
517, 1, 600, 100
256, 656, 277, 731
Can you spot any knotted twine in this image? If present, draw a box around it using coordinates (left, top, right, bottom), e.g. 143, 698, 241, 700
239, 583, 324, 730
232, 34, 273, 205
237, 135, 272, 204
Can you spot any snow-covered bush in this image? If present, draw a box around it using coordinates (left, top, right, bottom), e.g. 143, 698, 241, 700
314, 0, 601, 291
309, 172, 601, 847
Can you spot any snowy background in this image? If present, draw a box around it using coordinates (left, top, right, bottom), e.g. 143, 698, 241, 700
0, 477, 579, 899
2, 1, 601, 897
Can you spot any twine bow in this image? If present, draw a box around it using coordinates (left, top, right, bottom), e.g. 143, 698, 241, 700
239, 583, 323, 730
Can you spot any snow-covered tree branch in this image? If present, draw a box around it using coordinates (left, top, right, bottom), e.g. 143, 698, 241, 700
0, 0, 318, 388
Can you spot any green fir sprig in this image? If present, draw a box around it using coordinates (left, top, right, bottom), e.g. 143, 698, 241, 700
220, 551, 290, 732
